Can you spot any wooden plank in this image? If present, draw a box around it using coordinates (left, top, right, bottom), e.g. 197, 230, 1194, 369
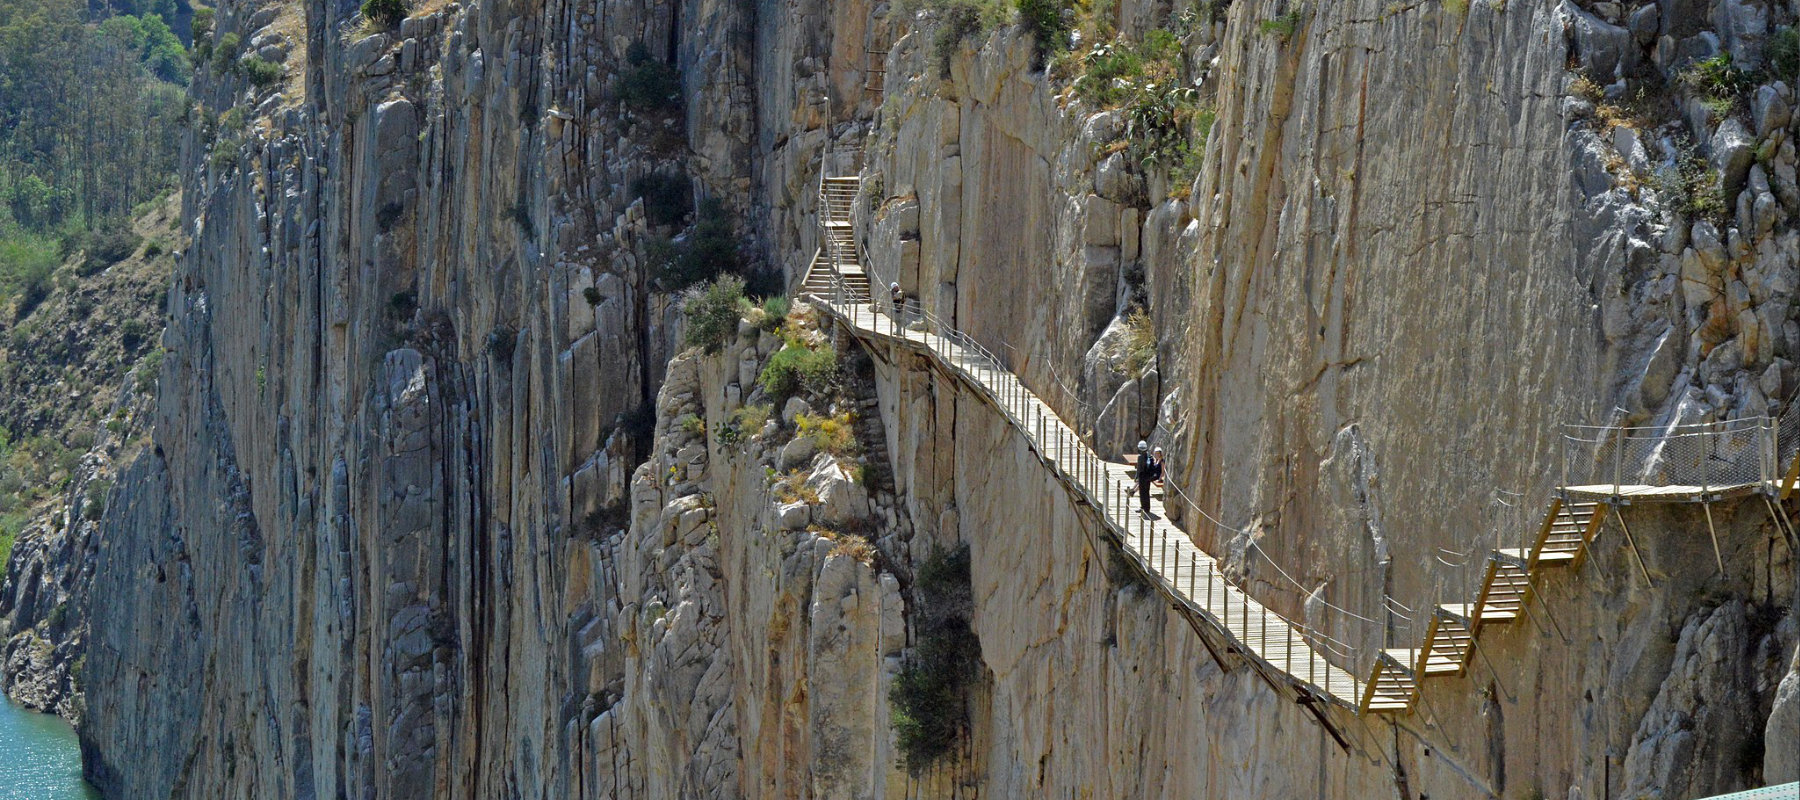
1527, 497, 1563, 570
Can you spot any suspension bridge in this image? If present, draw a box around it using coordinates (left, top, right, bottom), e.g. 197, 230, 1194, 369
796, 161, 1800, 728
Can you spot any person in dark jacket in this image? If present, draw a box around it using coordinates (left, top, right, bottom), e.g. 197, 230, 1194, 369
1138, 443, 1163, 519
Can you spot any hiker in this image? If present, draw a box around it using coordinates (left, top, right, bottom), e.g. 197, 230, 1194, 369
1137, 441, 1164, 519
889, 282, 905, 317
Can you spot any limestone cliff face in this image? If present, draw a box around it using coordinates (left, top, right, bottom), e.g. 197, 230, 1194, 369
79, 0, 1800, 797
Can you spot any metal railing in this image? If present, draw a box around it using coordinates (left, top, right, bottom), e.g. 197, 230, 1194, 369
805, 277, 1370, 707
801, 259, 1800, 713
1560, 416, 1776, 499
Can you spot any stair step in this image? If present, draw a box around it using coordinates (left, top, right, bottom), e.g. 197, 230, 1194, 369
1440, 603, 1518, 623
1498, 547, 1577, 564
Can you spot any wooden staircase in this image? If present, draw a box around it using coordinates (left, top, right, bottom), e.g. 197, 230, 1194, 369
1363, 650, 1420, 712
1357, 498, 1606, 712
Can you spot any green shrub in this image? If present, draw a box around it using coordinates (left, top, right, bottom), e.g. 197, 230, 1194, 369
1072, 41, 1145, 106
650, 198, 744, 292
759, 296, 790, 330
83, 480, 112, 521
758, 343, 839, 400
0, 233, 61, 319
212, 32, 241, 72
797, 412, 859, 456
1648, 138, 1727, 224
192, 7, 215, 41
210, 137, 242, 171
734, 403, 773, 434
1017, 0, 1072, 68
362, 0, 409, 27
682, 274, 747, 352
81, 223, 142, 275
933, 1, 995, 78
632, 172, 693, 226
1258, 10, 1302, 41
1071, 30, 1207, 192
218, 107, 248, 133
1120, 308, 1156, 375
618, 41, 681, 112
891, 544, 982, 774
135, 348, 166, 392
1679, 52, 1753, 107
119, 318, 150, 351
241, 56, 283, 88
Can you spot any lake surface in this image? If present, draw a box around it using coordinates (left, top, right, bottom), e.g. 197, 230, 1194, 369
0, 698, 99, 799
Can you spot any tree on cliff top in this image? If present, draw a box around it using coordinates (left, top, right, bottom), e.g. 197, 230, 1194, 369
0, 0, 186, 312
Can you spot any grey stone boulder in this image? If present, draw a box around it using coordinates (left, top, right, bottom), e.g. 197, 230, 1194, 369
1563, 0, 1635, 78
778, 436, 817, 472
776, 502, 810, 531
1709, 118, 1756, 199
808, 458, 870, 527
1095, 152, 1143, 205
1628, 3, 1659, 44
782, 397, 812, 426
1712, 0, 1769, 68
1753, 84, 1791, 138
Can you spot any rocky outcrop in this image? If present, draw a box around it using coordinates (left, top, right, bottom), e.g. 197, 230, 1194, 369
0, 196, 175, 720
574, 320, 908, 798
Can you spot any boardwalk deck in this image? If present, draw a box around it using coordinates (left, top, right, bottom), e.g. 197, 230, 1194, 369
799, 168, 1800, 720
809, 298, 1368, 712
1563, 482, 1764, 500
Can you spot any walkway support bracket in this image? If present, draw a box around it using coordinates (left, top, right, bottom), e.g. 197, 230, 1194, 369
1612, 504, 1656, 588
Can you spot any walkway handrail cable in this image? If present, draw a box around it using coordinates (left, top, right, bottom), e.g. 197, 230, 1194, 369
801, 163, 1800, 716
817, 281, 1371, 708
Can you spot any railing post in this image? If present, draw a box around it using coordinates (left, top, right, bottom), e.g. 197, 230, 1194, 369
1561, 432, 1569, 491
1241, 581, 1248, 636
1308, 632, 1316, 686
1613, 425, 1624, 499
1286, 616, 1293, 670
1158, 527, 1165, 576
1703, 424, 1713, 499
1209, 563, 1216, 613
1171, 534, 1178, 588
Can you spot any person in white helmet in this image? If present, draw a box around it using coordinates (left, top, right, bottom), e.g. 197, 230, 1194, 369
1137, 442, 1164, 519
889, 282, 905, 316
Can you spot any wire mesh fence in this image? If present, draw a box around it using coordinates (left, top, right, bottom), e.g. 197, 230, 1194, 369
1561, 416, 1776, 497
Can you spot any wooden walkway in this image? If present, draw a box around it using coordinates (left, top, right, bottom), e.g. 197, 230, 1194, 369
799, 167, 1800, 720
811, 298, 1369, 712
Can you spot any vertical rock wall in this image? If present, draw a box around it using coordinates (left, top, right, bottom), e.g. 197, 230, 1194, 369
76, 0, 1799, 796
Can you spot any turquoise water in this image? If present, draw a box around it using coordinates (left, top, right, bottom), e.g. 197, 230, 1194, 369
0, 699, 99, 799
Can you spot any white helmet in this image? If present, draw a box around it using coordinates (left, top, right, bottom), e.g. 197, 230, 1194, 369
890, 282, 900, 290
1153, 446, 1165, 455
1137, 440, 1149, 453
